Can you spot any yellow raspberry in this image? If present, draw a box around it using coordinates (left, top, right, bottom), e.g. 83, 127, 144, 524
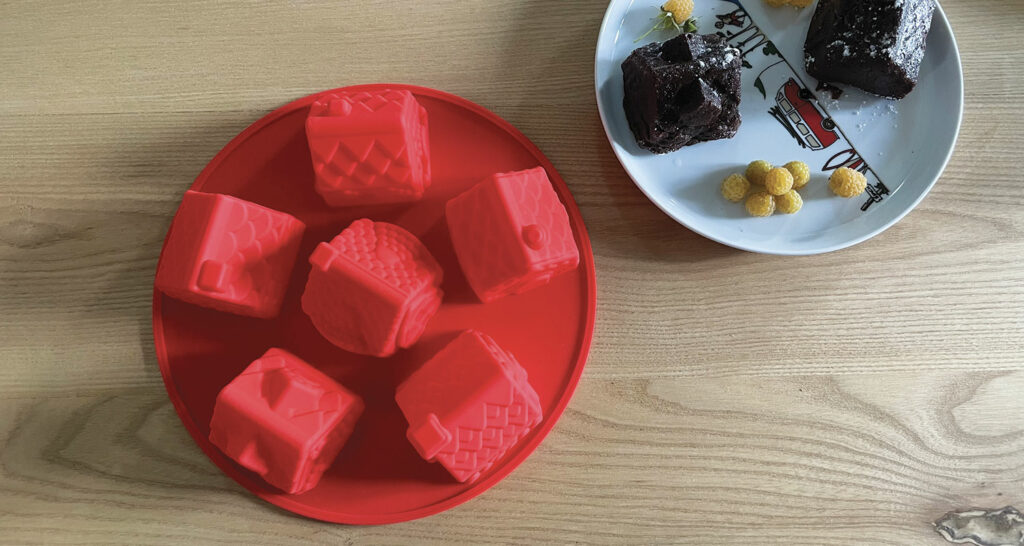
784, 161, 811, 189
829, 167, 868, 198
764, 167, 794, 196
720, 173, 750, 203
662, 0, 694, 24
764, 0, 789, 6
745, 160, 773, 186
745, 191, 776, 217
775, 190, 803, 214
788, 0, 813, 6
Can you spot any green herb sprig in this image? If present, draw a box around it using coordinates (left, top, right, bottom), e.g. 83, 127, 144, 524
635, 12, 699, 43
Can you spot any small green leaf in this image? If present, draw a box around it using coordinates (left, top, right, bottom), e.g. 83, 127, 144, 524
754, 77, 766, 99
762, 41, 780, 57
635, 12, 675, 42
635, 11, 698, 42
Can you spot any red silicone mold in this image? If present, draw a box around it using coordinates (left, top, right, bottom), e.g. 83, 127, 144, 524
306, 89, 430, 206
396, 330, 542, 483
152, 84, 596, 524
301, 218, 443, 357
154, 190, 305, 318
447, 167, 580, 302
209, 348, 364, 494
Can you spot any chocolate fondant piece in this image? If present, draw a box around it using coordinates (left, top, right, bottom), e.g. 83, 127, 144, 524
622, 33, 742, 154
804, 0, 936, 99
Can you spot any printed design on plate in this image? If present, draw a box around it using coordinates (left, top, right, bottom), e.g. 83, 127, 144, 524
713, 1, 888, 211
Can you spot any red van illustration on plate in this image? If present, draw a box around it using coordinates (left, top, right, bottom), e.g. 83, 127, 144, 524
712, 0, 890, 213
769, 78, 839, 151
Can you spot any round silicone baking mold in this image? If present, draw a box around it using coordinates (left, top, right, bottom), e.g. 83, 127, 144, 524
152, 84, 597, 524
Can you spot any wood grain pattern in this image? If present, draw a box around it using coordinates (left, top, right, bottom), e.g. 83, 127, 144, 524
1, 0, 1022, 543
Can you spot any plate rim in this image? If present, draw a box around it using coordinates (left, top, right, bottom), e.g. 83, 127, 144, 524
152, 83, 597, 524
593, 0, 964, 255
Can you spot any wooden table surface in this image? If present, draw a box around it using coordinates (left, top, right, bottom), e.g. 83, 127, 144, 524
2, 0, 1022, 544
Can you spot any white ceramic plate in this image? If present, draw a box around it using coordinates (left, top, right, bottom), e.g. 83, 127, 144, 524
595, 0, 963, 255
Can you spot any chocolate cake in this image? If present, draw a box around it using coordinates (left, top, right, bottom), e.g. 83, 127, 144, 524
622, 33, 742, 154
804, 0, 936, 99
